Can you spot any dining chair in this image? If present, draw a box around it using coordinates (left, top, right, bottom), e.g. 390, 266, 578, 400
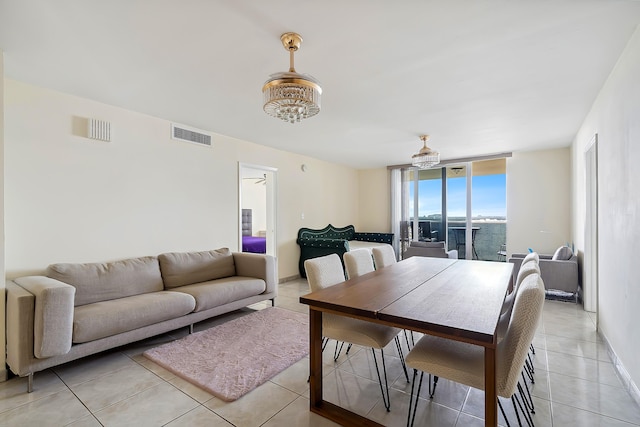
372, 245, 416, 349
372, 245, 397, 269
501, 261, 541, 316
521, 251, 539, 265
304, 254, 410, 412
405, 273, 545, 427
498, 260, 541, 415
344, 249, 375, 279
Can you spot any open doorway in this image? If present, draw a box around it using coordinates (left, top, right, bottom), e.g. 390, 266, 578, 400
239, 163, 277, 257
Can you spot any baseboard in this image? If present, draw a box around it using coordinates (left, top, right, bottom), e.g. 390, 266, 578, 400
279, 274, 301, 284
599, 330, 640, 407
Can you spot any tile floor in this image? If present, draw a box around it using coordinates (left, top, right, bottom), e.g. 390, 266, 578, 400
1, 279, 640, 426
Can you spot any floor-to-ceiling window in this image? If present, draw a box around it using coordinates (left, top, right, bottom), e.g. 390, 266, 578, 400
395, 157, 507, 261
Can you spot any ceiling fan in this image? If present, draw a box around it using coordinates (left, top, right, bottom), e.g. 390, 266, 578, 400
243, 174, 266, 185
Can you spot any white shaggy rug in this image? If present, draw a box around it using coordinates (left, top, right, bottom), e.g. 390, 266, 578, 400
143, 307, 309, 401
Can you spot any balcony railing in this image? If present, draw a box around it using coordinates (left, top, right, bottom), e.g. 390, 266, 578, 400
407, 220, 506, 261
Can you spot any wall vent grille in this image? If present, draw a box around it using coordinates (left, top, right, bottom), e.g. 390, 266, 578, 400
171, 123, 212, 147
88, 118, 111, 142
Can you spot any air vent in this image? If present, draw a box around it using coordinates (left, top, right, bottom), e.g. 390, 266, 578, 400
88, 118, 111, 142
171, 123, 212, 147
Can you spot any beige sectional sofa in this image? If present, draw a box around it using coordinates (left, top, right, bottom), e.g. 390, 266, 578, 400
5, 248, 277, 392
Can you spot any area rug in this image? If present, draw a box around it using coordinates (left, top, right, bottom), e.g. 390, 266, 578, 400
143, 307, 309, 401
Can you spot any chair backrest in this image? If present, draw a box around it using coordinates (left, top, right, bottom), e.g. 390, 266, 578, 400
372, 245, 397, 269
403, 244, 449, 259
498, 261, 542, 336
505, 261, 541, 308
522, 251, 539, 265
516, 261, 540, 288
497, 273, 545, 398
344, 249, 375, 279
304, 254, 346, 292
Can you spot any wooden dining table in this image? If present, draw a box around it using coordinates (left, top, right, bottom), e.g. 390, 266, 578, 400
299, 256, 513, 427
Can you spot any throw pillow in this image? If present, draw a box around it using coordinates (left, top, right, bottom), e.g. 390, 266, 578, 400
159, 248, 236, 288
552, 246, 573, 261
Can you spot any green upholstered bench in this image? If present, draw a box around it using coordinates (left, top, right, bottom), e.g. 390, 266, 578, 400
296, 224, 393, 277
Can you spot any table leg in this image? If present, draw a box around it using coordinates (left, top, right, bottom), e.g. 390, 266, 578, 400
484, 346, 498, 426
309, 308, 323, 407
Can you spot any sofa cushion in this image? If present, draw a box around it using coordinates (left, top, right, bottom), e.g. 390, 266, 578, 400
48, 256, 164, 307
159, 248, 236, 289
171, 276, 266, 312
552, 246, 573, 261
72, 291, 196, 343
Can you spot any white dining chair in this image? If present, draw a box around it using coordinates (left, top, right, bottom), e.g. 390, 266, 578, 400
304, 254, 409, 412
372, 245, 397, 269
521, 251, 539, 265
344, 249, 375, 279
372, 244, 416, 349
405, 273, 545, 427
502, 261, 541, 316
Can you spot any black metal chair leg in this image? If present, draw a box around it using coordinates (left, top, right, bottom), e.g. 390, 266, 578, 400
403, 330, 413, 351
527, 351, 535, 374
372, 348, 391, 411
511, 394, 524, 427
429, 375, 439, 398
394, 336, 410, 383
511, 392, 535, 427
498, 398, 512, 427
517, 384, 535, 426
345, 343, 353, 355
520, 372, 535, 413
407, 370, 424, 427
523, 359, 535, 383
333, 341, 345, 362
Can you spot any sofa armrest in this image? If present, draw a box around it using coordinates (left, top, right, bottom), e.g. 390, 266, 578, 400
232, 253, 277, 295
352, 232, 393, 245
12, 276, 75, 359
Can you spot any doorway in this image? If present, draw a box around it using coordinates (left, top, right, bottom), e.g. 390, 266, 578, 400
584, 135, 598, 319
238, 163, 277, 257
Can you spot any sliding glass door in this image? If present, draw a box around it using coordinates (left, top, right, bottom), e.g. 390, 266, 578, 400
393, 158, 506, 261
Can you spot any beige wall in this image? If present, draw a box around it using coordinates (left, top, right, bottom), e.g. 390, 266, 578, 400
572, 25, 640, 396
4, 79, 360, 281
506, 148, 572, 256
357, 168, 391, 233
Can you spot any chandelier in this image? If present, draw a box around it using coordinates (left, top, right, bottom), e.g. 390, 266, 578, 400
411, 135, 440, 168
262, 32, 322, 124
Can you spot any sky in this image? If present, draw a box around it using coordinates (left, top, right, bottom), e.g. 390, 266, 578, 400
409, 174, 506, 218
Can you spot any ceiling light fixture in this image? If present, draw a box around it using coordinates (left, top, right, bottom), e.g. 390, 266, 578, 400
262, 32, 322, 124
411, 135, 440, 169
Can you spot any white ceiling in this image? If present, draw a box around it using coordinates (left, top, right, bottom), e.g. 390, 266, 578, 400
2, 1, 640, 169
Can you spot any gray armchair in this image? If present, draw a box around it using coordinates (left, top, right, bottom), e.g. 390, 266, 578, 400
509, 247, 578, 297
403, 241, 458, 259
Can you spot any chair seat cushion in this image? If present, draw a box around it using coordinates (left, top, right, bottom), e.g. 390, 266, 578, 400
406, 334, 485, 391
324, 314, 401, 349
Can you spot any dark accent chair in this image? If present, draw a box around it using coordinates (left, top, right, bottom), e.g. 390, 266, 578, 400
296, 224, 393, 277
